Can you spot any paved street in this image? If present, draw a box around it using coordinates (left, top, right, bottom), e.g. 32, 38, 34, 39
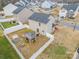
61, 21, 79, 30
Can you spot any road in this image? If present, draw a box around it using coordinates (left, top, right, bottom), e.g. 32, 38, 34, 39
61, 21, 79, 30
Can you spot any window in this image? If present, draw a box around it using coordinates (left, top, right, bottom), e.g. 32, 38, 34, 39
37, 28, 39, 32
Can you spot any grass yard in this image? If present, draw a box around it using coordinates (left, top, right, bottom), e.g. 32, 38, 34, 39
37, 44, 69, 59
0, 30, 20, 59
1, 22, 19, 29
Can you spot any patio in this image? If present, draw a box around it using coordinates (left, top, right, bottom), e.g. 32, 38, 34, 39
7, 28, 48, 59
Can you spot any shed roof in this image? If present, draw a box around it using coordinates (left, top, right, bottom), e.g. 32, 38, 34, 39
24, 32, 36, 40
28, 12, 50, 24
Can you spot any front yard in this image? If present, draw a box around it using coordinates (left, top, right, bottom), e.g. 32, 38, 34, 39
0, 30, 20, 59
37, 26, 79, 59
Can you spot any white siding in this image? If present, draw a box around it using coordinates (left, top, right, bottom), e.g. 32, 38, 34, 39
46, 16, 55, 33
28, 16, 55, 34
28, 20, 47, 35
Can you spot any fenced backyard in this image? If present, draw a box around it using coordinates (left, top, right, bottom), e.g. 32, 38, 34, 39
7, 28, 48, 59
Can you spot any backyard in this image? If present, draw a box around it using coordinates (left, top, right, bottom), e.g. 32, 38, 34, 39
0, 21, 19, 29
37, 26, 79, 59
7, 28, 48, 59
0, 30, 20, 59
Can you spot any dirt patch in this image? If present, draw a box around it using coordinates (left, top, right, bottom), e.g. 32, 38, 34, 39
37, 26, 79, 59
54, 26, 79, 54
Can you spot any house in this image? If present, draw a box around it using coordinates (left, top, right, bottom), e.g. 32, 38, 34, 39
28, 12, 55, 35
3, 3, 18, 17
41, 0, 53, 9
61, 4, 79, 18
15, 0, 32, 7
10, 0, 33, 23
13, 7, 33, 23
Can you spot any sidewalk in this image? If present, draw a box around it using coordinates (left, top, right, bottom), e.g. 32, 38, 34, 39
0, 18, 15, 22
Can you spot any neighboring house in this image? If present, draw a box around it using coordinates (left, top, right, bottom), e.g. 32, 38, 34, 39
13, 7, 33, 23
12, 0, 33, 23
59, 8, 67, 18
28, 12, 55, 35
41, 0, 53, 9
15, 0, 32, 7
3, 3, 18, 17
62, 4, 79, 18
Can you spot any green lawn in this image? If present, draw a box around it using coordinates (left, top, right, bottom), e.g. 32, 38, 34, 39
37, 44, 71, 59
1, 22, 19, 29
0, 30, 20, 59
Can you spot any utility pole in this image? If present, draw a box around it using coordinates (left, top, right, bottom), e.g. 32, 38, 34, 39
73, 17, 77, 31
73, 21, 77, 31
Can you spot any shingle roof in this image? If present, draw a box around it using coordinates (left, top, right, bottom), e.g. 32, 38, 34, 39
13, 0, 31, 14
13, 6, 25, 14
22, 0, 28, 4
63, 4, 78, 12
24, 32, 36, 40
28, 12, 50, 24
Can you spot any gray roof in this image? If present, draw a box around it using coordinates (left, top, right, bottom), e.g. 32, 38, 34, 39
27, 0, 32, 2
24, 32, 36, 40
28, 13, 50, 24
22, 0, 28, 4
13, 0, 31, 14
13, 6, 25, 14
63, 4, 78, 12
